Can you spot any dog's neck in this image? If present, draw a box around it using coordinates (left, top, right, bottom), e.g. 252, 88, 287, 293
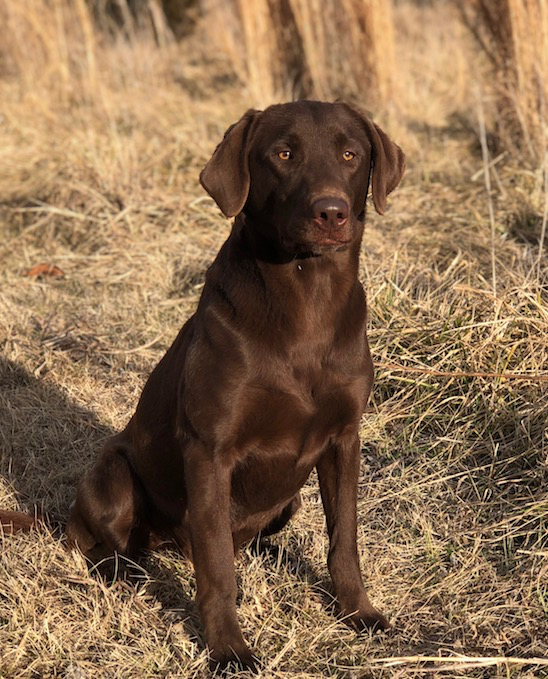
222, 215, 363, 310
201, 216, 366, 341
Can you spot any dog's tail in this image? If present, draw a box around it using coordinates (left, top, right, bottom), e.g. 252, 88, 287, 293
0, 509, 46, 535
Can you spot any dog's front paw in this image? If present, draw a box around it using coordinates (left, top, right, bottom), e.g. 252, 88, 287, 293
209, 643, 257, 674
348, 605, 390, 632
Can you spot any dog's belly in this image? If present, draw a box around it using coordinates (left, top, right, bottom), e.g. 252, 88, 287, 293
229, 445, 311, 546
231, 445, 312, 512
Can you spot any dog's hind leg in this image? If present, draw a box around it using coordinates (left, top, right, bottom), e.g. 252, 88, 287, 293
66, 440, 150, 565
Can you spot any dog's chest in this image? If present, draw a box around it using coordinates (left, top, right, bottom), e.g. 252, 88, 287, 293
234, 361, 366, 455
227, 370, 365, 511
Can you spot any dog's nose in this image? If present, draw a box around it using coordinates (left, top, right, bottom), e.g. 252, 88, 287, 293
312, 198, 349, 229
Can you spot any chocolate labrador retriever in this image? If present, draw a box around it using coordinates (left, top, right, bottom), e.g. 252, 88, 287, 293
2, 100, 405, 671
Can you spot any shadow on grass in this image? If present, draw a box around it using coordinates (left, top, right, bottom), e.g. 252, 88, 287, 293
0, 354, 113, 519
0, 354, 207, 651
249, 536, 336, 613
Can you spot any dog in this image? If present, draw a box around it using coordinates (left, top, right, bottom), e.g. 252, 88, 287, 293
2, 100, 405, 671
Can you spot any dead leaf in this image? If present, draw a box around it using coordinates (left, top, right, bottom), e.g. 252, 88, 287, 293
26, 263, 65, 279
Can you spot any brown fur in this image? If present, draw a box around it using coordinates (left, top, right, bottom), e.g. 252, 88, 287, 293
2, 101, 405, 671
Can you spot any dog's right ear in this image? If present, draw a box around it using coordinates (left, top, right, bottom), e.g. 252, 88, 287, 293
199, 109, 261, 218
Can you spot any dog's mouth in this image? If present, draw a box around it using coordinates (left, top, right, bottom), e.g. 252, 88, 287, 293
314, 234, 351, 247
289, 239, 351, 258
284, 227, 353, 255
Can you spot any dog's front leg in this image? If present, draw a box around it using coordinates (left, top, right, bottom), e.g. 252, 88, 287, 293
184, 442, 255, 671
317, 437, 390, 631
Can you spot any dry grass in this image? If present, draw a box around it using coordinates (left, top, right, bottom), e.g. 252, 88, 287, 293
1, 1, 547, 677
459, 0, 548, 166
203, 0, 395, 105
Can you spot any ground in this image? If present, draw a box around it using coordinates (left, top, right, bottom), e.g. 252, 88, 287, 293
0, 2, 546, 677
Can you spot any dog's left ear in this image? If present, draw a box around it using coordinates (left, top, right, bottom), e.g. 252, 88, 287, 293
345, 105, 406, 215
200, 109, 261, 218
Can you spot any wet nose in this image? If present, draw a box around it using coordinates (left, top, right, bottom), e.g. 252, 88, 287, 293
312, 197, 349, 229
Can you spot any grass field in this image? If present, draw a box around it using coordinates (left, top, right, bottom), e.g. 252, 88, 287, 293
0, 1, 547, 677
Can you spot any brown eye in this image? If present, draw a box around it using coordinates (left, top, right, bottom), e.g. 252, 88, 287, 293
343, 150, 355, 161
278, 150, 292, 160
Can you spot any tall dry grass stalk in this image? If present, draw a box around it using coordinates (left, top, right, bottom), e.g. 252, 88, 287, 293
0, 0, 187, 204
0, 0, 174, 103
0, 0, 99, 102
203, 0, 395, 107
460, 0, 548, 165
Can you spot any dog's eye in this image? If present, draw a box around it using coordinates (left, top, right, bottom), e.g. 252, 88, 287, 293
277, 150, 292, 160
343, 151, 355, 161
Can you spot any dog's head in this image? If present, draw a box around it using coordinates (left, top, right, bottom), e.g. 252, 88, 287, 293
200, 101, 405, 256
